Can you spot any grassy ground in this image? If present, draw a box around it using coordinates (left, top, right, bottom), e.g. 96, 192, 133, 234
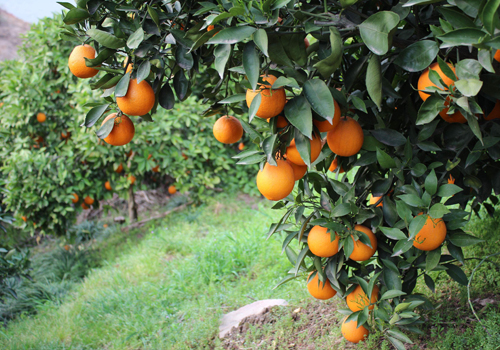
1, 194, 499, 349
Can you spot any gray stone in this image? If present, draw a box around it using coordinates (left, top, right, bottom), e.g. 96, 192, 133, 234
219, 299, 288, 338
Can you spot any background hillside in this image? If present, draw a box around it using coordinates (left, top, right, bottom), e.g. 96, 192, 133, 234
0, 9, 29, 61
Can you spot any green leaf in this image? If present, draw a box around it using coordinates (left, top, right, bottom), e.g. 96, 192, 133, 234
376, 148, 396, 169
303, 79, 335, 122
387, 329, 413, 344
127, 27, 144, 49
416, 95, 446, 125
448, 232, 485, 247
236, 153, 265, 165
253, 29, 268, 57
331, 203, 351, 217
293, 246, 309, 276
426, 247, 441, 271
387, 337, 407, 350
206, 26, 257, 44
445, 264, 468, 285
425, 169, 437, 195
366, 55, 382, 110
219, 94, 246, 104
359, 11, 400, 55
294, 129, 311, 167
159, 83, 175, 110
393, 40, 439, 72
147, 5, 160, 28
424, 274, 435, 292
136, 61, 151, 84
214, 44, 231, 79
408, 214, 427, 239
173, 70, 189, 101
380, 290, 406, 300
87, 28, 126, 49
115, 73, 130, 98
82, 104, 110, 128
456, 59, 483, 80
438, 28, 489, 48
262, 134, 278, 165
96, 116, 114, 139
284, 96, 313, 138
437, 7, 476, 29
455, 79, 483, 97
371, 129, 406, 147
437, 184, 462, 197
313, 27, 343, 78
175, 46, 194, 70
63, 8, 90, 24
268, 34, 293, 67
481, 0, 500, 35
84, 48, 115, 67
392, 239, 413, 257
380, 227, 407, 240
248, 93, 261, 123
429, 203, 450, 218
243, 42, 260, 92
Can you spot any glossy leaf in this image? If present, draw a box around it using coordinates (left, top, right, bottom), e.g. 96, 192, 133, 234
284, 96, 313, 138
243, 42, 260, 92
206, 26, 257, 44
394, 41, 439, 72
359, 11, 400, 55
303, 79, 335, 122
366, 54, 382, 110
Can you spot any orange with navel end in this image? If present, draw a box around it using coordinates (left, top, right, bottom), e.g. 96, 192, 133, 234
71, 193, 79, 204
286, 159, 307, 181
418, 62, 456, 102
286, 133, 322, 166
246, 74, 286, 119
101, 113, 135, 146
213, 115, 244, 144
307, 225, 339, 258
256, 159, 295, 201
327, 116, 364, 157
313, 100, 341, 132
267, 115, 289, 128
413, 214, 447, 251
37, 113, 46, 123
485, 100, 500, 121
307, 272, 336, 300
349, 225, 377, 261
68, 44, 99, 79
128, 175, 136, 185
341, 317, 369, 344
84, 196, 94, 206
329, 158, 344, 173
369, 195, 383, 207
81, 203, 89, 210
116, 78, 155, 116
115, 164, 124, 173
104, 181, 112, 191
168, 185, 177, 194
346, 285, 379, 312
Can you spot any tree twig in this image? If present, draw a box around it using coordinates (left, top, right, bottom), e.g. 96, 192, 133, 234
122, 201, 193, 232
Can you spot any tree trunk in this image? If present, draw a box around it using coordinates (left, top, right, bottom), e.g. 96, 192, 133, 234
128, 185, 138, 222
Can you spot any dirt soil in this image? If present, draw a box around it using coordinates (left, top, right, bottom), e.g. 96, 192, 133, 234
0, 9, 30, 61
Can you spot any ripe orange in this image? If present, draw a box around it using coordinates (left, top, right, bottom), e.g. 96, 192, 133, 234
313, 100, 341, 132
346, 285, 379, 312
329, 158, 344, 173
349, 225, 377, 261
168, 185, 177, 194
246, 74, 286, 119
341, 317, 369, 343
418, 62, 456, 102
128, 175, 136, 185
68, 44, 99, 79
116, 78, 155, 116
64, 245, 70, 251
485, 100, 500, 120
35, 136, 44, 143
105, 181, 112, 191
124, 59, 133, 73
115, 164, 124, 173
207, 25, 215, 31
439, 99, 467, 123
369, 195, 383, 207
307, 272, 336, 300
307, 225, 339, 257
267, 115, 289, 128
256, 159, 295, 200
81, 203, 89, 210
61, 131, 70, 139
21, 216, 27, 222
84, 196, 94, 206
182, 153, 188, 160
413, 214, 447, 251
101, 113, 135, 146
494, 50, 500, 63
238, 142, 245, 151
152, 165, 160, 173
103, 224, 108, 228
326, 117, 364, 157
286, 133, 322, 166
71, 193, 79, 204
213, 115, 244, 144
36, 113, 46, 123
304, 37, 310, 48
286, 159, 307, 181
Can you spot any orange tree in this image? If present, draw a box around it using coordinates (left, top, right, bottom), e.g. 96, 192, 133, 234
0, 15, 255, 236
63, 0, 500, 346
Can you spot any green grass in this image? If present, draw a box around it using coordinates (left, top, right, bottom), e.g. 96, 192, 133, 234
1, 194, 500, 349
